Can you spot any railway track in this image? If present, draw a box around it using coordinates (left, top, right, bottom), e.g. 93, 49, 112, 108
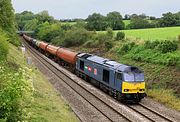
23, 39, 176, 122
127, 103, 174, 122
23, 40, 131, 122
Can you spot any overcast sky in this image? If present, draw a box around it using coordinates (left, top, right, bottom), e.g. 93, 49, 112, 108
12, 0, 180, 19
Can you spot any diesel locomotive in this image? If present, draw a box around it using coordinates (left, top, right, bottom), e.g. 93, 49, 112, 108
22, 34, 146, 102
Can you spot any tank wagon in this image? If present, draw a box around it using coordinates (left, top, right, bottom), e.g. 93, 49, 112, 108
22, 34, 146, 102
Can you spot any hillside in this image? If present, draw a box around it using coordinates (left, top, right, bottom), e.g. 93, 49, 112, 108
0, 42, 79, 121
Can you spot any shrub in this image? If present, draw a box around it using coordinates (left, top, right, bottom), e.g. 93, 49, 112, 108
118, 42, 135, 54
96, 33, 111, 44
83, 40, 99, 48
116, 32, 125, 40
63, 27, 92, 47
0, 62, 32, 121
106, 27, 113, 40
144, 40, 160, 49
157, 40, 178, 53
105, 41, 113, 51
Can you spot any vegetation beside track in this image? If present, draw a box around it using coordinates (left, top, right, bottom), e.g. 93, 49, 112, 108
8, 45, 78, 122
0, 21, 78, 121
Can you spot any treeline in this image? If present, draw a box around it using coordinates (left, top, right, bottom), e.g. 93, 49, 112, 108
60, 11, 180, 30
17, 11, 180, 31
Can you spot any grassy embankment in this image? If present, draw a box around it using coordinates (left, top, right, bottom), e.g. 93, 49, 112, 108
7, 44, 79, 121
72, 27, 180, 111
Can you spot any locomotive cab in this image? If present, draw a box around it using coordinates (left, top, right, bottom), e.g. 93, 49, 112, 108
116, 67, 146, 101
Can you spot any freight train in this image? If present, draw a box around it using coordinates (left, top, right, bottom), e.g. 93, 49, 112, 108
22, 34, 146, 102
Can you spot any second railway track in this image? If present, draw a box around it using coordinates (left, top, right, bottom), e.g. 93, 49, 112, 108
127, 103, 175, 122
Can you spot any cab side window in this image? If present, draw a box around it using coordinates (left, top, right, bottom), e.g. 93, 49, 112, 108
117, 73, 123, 80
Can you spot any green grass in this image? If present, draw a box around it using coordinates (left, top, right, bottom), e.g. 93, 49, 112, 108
60, 22, 76, 25
147, 89, 180, 111
123, 20, 130, 27
98, 27, 180, 40
8, 44, 79, 122
122, 27, 180, 40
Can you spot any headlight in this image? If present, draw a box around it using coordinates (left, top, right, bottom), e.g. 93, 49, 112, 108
124, 89, 129, 92
139, 89, 145, 91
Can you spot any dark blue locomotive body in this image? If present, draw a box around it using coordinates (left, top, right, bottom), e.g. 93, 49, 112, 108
76, 53, 146, 102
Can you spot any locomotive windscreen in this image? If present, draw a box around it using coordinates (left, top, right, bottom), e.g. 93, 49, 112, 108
123, 73, 144, 82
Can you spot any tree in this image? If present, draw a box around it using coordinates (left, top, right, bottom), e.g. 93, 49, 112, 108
63, 27, 91, 47
130, 14, 138, 19
86, 13, 107, 31
0, 0, 16, 32
159, 12, 177, 27
15, 11, 35, 30
130, 16, 153, 29
174, 12, 180, 26
106, 11, 125, 30
23, 19, 39, 31
150, 16, 156, 20
35, 10, 54, 24
35, 22, 62, 42
139, 14, 147, 19
124, 14, 130, 20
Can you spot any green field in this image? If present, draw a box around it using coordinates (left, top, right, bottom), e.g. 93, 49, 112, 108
121, 27, 180, 40
99, 26, 180, 41
61, 22, 77, 25
123, 20, 130, 27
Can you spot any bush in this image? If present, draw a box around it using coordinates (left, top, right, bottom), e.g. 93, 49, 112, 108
96, 33, 111, 44
83, 40, 99, 48
145, 40, 178, 53
63, 27, 92, 47
106, 27, 113, 40
117, 42, 135, 54
116, 32, 125, 40
0, 62, 32, 121
105, 41, 113, 51
144, 40, 160, 49
157, 40, 178, 53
